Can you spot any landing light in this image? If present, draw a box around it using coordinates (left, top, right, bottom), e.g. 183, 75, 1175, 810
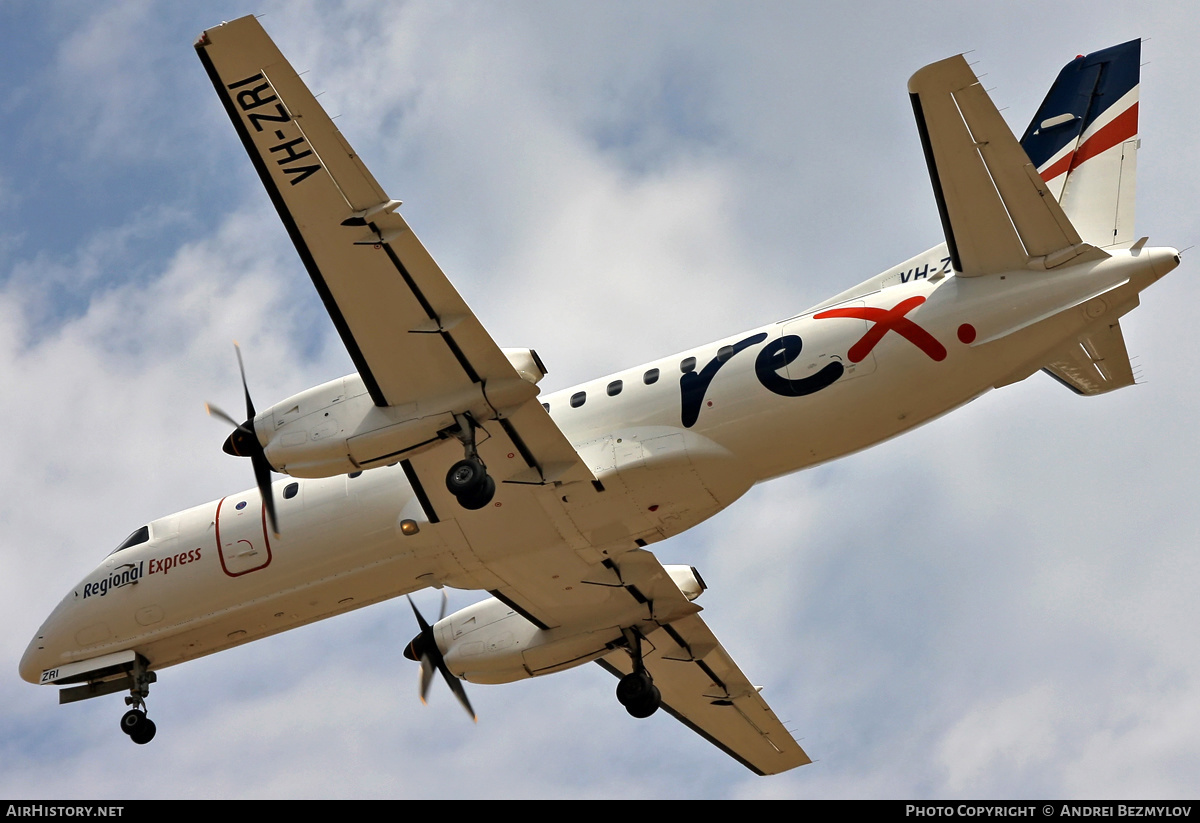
400, 519, 420, 536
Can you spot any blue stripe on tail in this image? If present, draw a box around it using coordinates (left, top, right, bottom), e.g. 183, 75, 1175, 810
1020, 39, 1140, 169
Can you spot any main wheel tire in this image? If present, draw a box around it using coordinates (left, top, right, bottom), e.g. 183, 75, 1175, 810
120, 709, 144, 736
457, 474, 496, 510
129, 718, 156, 745
446, 458, 487, 496
616, 671, 653, 707
625, 684, 661, 719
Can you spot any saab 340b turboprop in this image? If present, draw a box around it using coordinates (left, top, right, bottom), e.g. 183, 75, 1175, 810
19, 19, 1178, 775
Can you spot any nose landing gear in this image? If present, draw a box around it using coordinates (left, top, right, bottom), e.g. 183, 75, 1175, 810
119, 656, 157, 745
120, 705, 156, 745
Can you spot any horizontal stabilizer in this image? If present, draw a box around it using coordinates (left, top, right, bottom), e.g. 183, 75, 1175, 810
1042, 317, 1137, 395
909, 56, 1106, 277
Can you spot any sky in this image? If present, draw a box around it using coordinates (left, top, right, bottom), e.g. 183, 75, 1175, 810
2, 0, 1198, 800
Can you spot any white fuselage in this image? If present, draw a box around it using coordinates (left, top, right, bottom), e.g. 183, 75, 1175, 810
20, 243, 1179, 686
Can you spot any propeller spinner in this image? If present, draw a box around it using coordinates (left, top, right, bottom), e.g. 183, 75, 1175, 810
206, 343, 280, 535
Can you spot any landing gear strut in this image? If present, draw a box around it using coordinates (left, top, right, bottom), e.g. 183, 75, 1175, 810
118, 657, 157, 745
615, 630, 661, 719
445, 413, 495, 510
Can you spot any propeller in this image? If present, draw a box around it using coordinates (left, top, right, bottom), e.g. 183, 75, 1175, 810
404, 592, 476, 722
206, 343, 280, 536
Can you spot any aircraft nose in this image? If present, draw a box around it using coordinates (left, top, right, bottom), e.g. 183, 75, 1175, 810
20, 631, 50, 684
20, 603, 70, 685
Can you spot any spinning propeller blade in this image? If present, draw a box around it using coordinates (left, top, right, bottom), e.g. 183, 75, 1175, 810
404, 593, 476, 722
206, 343, 280, 535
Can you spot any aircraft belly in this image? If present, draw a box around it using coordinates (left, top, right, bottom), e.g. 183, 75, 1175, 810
566, 428, 747, 538
427, 427, 748, 633
136, 550, 453, 670
72, 523, 470, 673
43, 467, 466, 673
434, 426, 744, 584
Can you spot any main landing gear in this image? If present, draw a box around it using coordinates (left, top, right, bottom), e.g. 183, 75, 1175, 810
445, 414, 495, 510
615, 630, 661, 719
118, 658, 157, 745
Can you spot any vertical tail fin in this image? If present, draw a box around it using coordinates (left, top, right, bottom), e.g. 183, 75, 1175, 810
1020, 40, 1141, 249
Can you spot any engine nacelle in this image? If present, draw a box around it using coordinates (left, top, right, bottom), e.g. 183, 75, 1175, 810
432, 565, 707, 685
251, 349, 547, 478
664, 564, 706, 601
429, 598, 610, 685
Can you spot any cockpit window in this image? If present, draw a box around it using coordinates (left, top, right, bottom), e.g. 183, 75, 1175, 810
108, 525, 150, 557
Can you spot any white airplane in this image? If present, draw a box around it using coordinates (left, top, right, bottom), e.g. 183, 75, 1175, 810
20, 18, 1177, 776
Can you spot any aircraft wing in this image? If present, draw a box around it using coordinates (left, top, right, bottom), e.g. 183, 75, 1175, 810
430, 527, 808, 774
908, 55, 1108, 277
196, 16, 589, 485
502, 544, 809, 775
594, 553, 809, 776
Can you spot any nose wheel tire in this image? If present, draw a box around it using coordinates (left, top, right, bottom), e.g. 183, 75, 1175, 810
119, 709, 157, 744
130, 718, 156, 745
119, 709, 142, 735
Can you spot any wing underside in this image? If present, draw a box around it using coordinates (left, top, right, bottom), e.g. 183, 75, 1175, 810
493, 546, 810, 774
597, 613, 811, 776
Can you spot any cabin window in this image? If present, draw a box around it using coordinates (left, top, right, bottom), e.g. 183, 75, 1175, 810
607, 380, 623, 397
283, 482, 299, 500
680, 357, 696, 373
108, 525, 149, 557
570, 391, 587, 408
349, 471, 362, 479
542, 402, 550, 411
643, 368, 659, 385
717, 345, 734, 362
